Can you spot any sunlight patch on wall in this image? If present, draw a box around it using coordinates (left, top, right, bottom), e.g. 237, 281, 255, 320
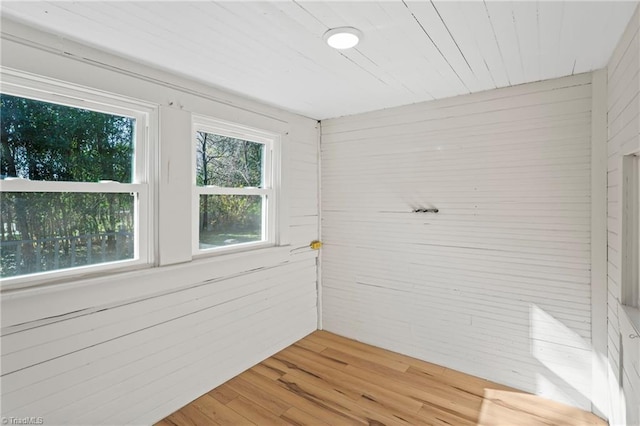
529, 304, 593, 409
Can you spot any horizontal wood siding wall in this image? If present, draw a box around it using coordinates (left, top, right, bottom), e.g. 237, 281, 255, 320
321, 74, 594, 410
0, 23, 319, 425
606, 5, 640, 425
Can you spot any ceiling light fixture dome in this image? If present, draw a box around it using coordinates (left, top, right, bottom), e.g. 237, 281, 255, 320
324, 27, 362, 50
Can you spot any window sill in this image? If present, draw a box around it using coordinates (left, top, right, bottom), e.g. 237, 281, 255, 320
193, 240, 275, 260
1, 244, 316, 329
0, 258, 152, 293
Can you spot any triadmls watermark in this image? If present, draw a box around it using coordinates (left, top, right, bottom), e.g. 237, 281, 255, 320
1, 417, 44, 425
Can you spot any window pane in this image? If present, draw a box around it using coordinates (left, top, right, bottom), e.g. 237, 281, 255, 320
195, 131, 264, 188
0, 192, 135, 278
199, 195, 263, 249
0, 93, 135, 183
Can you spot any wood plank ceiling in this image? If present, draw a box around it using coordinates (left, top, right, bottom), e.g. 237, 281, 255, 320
0, 1, 637, 119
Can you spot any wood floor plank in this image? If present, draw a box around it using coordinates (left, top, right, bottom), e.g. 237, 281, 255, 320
259, 358, 292, 376
155, 331, 607, 426
190, 394, 255, 426
277, 372, 407, 426
273, 373, 368, 425
280, 406, 332, 426
480, 388, 604, 425
293, 338, 327, 353
157, 416, 181, 426
267, 348, 349, 379
475, 394, 557, 426
276, 368, 447, 426
226, 395, 293, 426
312, 330, 448, 377
282, 344, 351, 372
225, 375, 291, 416
322, 346, 440, 386
163, 412, 195, 426
276, 345, 425, 414
250, 362, 284, 380
418, 403, 477, 426
161, 397, 229, 426
347, 361, 482, 422
320, 346, 480, 424
440, 367, 516, 393
273, 349, 454, 426
207, 383, 240, 405
179, 403, 223, 426
273, 352, 364, 403
305, 332, 411, 372
344, 361, 483, 422
242, 367, 362, 426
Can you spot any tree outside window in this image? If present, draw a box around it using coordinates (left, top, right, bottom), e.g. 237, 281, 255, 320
193, 119, 275, 253
0, 93, 147, 280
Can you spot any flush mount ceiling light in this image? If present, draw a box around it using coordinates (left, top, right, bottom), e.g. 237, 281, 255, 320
324, 27, 362, 50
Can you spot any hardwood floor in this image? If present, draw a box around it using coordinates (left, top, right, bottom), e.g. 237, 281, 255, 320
156, 331, 606, 426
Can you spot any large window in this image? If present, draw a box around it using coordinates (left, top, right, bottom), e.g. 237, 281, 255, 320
193, 116, 278, 254
0, 88, 150, 286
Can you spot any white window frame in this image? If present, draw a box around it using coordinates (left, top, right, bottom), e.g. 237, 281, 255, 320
622, 152, 640, 309
0, 70, 155, 290
192, 115, 280, 256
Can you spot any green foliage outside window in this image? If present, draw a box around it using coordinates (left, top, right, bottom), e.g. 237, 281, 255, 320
195, 131, 264, 248
1, 94, 134, 182
0, 94, 136, 278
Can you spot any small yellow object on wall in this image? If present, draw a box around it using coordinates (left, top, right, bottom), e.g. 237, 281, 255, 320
310, 240, 323, 250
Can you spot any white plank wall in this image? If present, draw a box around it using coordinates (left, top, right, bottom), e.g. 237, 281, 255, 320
606, 5, 640, 425
321, 74, 595, 410
0, 21, 319, 425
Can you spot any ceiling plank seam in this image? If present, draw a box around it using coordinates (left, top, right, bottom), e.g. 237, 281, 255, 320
430, 1, 476, 78
401, 0, 471, 94
483, 0, 512, 86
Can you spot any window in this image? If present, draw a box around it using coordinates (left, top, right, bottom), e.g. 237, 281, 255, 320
622, 153, 640, 309
193, 116, 278, 254
0, 85, 151, 287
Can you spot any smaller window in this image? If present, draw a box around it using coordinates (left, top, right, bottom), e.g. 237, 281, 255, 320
622, 153, 640, 309
192, 117, 278, 255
